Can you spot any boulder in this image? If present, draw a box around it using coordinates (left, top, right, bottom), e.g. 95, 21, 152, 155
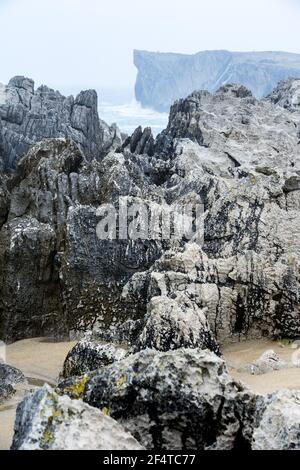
0, 362, 26, 403
59, 348, 257, 450
252, 390, 300, 450
11, 384, 143, 450
62, 335, 127, 378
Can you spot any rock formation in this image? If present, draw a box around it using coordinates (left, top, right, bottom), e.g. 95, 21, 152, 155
0, 76, 121, 173
2, 76, 300, 450
134, 49, 300, 111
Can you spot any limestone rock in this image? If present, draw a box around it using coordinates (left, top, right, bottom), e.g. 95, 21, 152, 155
252, 390, 300, 450
134, 295, 220, 354
11, 384, 143, 450
59, 348, 256, 450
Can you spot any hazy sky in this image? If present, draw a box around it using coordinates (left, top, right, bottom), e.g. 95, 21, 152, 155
0, 0, 300, 91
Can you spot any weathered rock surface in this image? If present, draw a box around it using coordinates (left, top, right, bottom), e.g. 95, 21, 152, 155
62, 335, 127, 378
0, 77, 121, 172
133, 295, 220, 354
0, 139, 163, 341
11, 384, 143, 450
252, 390, 300, 450
266, 77, 300, 111
59, 348, 256, 450
134, 49, 300, 111
0, 362, 26, 403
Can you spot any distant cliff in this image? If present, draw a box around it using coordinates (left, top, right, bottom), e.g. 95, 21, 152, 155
134, 49, 300, 112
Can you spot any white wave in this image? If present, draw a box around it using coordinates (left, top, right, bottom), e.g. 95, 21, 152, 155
99, 99, 168, 136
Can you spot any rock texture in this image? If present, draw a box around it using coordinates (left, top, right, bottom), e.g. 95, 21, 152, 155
0, 77, 121, 172
1, 79, 300, 345
11, 384, 143, 450
134, 49, 300, 111
62, 334, 127, 378
59, 348, 256, 450
252, 391, 300, 450
0, 362, 26, 403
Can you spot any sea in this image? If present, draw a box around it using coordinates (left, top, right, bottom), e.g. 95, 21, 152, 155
98, 88, 168, 136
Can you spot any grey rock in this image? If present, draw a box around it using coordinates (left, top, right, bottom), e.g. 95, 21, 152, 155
59, 348, 256, 450
0, 77, 121, 172
134, 295, 220, 355
252, 390, 300, 450
0, 362, 26, 403
1, 78, 300, 346
62, 335, 127, 378
134, 49, 300, 111
265, 77, 300, 111
12, 384, 143, 450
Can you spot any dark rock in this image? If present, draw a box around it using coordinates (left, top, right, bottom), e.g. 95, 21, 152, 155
58, 348, 256, 450
62, 336, 127, 378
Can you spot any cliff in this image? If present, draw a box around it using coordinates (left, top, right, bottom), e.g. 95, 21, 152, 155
134, 49, 300, 111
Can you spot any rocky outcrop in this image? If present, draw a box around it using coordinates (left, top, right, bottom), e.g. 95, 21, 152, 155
1, 79, 300, 345
0, 362, 26, 403
133, 295, 220, 354
59, 348, 256, 450
265, 77, 300, 111
0, 139, 164, 341
11, 384, 143, 450
0, 76, 121, 172
134, 49, 300, 112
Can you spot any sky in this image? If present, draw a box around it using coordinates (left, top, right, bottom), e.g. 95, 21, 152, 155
0, 0, 300, 92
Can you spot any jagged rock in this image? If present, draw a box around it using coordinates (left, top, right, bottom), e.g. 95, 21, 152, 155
0, 77, 121, 172
11, 384, 143, 450
62, 335, 127, 378
59, 348, 256, 450
238, 350, 289, 375
0, 362, 26, 403
266, 78, 300, 111
134, 295, 220, 354
1, 79, 300, 345
0, 139, 163, 341
252, 391, 300, 450
134, 49, 300, 112
120, 126, 155, 156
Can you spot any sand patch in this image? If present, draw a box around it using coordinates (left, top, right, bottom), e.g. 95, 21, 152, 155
0, 337, 75, 450
222, 338, 300, 395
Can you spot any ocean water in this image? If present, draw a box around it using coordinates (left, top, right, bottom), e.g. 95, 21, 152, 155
98, 88, 169, 136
